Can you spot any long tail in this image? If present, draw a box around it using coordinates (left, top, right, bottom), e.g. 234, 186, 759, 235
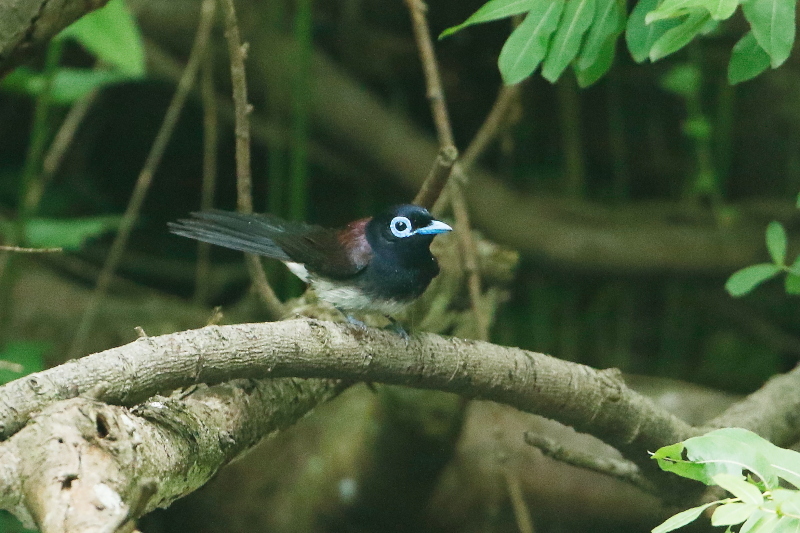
168, 210, 292, 260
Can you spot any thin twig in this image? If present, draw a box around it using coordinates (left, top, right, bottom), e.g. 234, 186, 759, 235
31, 89, 99, 214
0, 246, 62, 253
0, 40, 63, 342
221, 0, 285, 320
450, 181, 489, 339
404, 0, 457, 208
194, 48, 219, 306
433, 85, 521, 214
523, 432, 656, 494
503, 469, 535, 533
461, 85, 521, 171
404, 0, 454, 147
403, 0, 488, 339
67, 0, 218, 359
412, 145, 458, 209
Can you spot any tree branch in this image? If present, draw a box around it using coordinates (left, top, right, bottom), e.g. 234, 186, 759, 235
221, 0, 285, 320
704, 362, 800, 447
524, 431, 655, 494
0, 0, 109, 76
0, 377, 344, 532
0, 319, 797, 527
0, 319, 694, 465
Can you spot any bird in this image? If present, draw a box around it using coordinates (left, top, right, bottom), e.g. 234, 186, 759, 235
168, 204, 452, 316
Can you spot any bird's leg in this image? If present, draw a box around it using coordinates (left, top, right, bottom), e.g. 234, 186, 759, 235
384, 315, 410, 342
335, 306, 368, 330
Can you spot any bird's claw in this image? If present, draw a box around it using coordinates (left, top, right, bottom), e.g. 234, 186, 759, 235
344, 314, 368, 330
384, 317, 410, 343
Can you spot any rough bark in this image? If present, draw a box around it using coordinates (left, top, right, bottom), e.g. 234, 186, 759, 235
0, 377, 344, 532
0, 0, 109, 76
0, 320, 695, 457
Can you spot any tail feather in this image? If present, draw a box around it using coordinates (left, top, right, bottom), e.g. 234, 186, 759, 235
168, 210, 292, 261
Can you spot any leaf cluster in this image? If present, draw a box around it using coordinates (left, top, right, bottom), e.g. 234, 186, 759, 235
440, 0, 796, 86
726, 204, 800, 297
652, 428, 800, 533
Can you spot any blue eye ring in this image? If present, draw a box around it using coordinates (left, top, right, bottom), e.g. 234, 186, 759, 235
390, 216, 413, 238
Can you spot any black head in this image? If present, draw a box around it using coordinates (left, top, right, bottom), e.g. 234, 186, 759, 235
365, 205, 452, 264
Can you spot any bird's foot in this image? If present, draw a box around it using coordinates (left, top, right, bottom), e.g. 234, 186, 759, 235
334, 306, 368, 330
344, 314, 368, 330
384, 316, 410, 343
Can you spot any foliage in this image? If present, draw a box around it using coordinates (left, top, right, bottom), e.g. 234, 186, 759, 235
0, 216, 123, 250
726, 214, 800, 297
57, 0, 145, 78
651, 428, 800, 533
440, 0, 796, 86
0, 215, 120, 252
0, 0, 145, 103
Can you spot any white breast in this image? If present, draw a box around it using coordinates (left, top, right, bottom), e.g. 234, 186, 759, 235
283, 261, 405, 314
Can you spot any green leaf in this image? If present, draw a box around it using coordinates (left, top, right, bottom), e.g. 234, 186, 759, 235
725, 264, 781, 297
766, 221, 788, 265
574, 38, 617, 87
653, 442, 718, 482
440, 0, 537, 38
574, 0, 625, 86
711, 502, 757, 526
1, 67, 128, 104
774, 516, 800, 533
645, 0, 711, 23
625, 0, 681, 62
740, 509, 780, 533
650, 11, 711, 61
653, 428, 780, 487
651, 502, 717, 533
774, 489, 800, 517
707, 0, 740, 20
728, 32, 771, 84
577, 0, 626, 68
11, 216, 122, 250
786, 273, 800, 295
0, 341, 47, 385
761, 447, 800, 489
58, 0, 146, 77
541, 0, 596, 82
789, 255, 800, 275
498, 0, 565, 84
712, 474, 764, 506
741, 0, 796, 68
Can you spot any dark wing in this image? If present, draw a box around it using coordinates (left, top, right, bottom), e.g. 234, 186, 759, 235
272, 218, 372, 279
168, 210, 369, 278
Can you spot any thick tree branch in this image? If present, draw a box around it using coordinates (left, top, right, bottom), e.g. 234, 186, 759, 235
705, 363, 800, 446
0, 377, 344, 532
0, 319, 694, 464
0, 320, 797, 528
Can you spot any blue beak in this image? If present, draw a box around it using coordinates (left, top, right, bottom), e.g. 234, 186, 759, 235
415, 219, 453, 235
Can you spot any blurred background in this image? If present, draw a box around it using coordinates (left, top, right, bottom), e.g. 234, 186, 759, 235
0, 0, 797, 530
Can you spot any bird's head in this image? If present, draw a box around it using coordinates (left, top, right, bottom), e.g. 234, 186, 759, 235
365, 204, 452, 261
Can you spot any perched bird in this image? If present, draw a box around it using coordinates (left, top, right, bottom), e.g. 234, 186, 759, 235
169, 204, 452, 315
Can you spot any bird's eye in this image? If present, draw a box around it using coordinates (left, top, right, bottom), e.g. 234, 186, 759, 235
389, 216, 413, 238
